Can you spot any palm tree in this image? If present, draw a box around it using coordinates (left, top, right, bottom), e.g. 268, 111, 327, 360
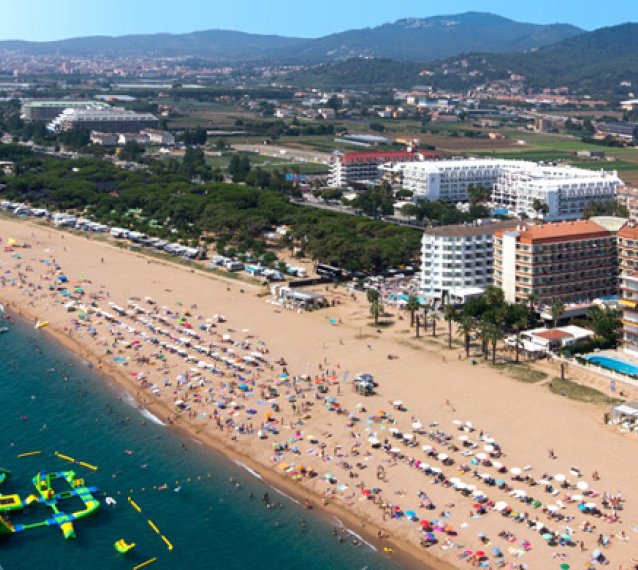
486, 323, 504, 365
457, 315, 474, 358
443, 304, 458, 349
478, 319, 491, 360
512, 316, 528, 364
406, 295, 420, 328
421, 303, 430, 331
370, 299, 383, 326
430, 308, 438, 337
551, 299, 565, 328
415, 314, 421, 338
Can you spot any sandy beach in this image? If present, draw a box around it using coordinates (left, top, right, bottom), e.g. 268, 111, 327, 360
1, 216, 637, 570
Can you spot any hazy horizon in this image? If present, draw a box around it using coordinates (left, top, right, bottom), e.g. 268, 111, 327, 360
0, 0, 636, 42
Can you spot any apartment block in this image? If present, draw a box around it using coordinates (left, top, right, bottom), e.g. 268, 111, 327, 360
617, 186, 638, 221
618, 221, 638, 275
494, 220, 618, 304
420, 219, 519, 301
328, 150, 429, 188
21, 100, 103, 122
620, 272, 638, 355
492, 165, 622, 221
392, 159, 527, 202
48, 106, 159, 133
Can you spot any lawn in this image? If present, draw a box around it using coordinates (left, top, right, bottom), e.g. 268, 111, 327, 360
203, 151, 328, 174
548, 377, 620, 405
493, 363, 548, 383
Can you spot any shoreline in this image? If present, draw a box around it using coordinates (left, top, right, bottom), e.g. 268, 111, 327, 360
3, 216, 638, 569
1, 299, 453, 570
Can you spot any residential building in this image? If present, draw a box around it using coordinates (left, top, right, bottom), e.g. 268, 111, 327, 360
620, 272, 638, 355
90, 131, 118, 146
329, 150, 428, 188
595, 122, 638, 144
420, 219, 519, 300
21, 100, 102, 122
389, 158, 623, 213
118, 133, 150, 145
494, 220, 618, 304
618, 221, 638, 275
141, 129, 175, 146
510, 326, 594, 355
48, 106, 158, 133
617, 186, 638, 221
394, 159, 528, 202
492, 164, 622, 221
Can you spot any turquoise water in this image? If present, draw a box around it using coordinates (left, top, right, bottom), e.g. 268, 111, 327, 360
584, 354, 638, 376
0, 317, 399, 570
389, 294, 427, 304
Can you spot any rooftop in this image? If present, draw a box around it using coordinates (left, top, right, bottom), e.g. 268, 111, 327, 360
496, 220, 612, 243
23, 100, 103, 108
618, 222, 638, 239
534, 329, 572, 341
336, 150, 435, 164
425, 219, 519, 238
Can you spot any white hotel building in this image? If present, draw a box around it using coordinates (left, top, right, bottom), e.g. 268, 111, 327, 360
396, 159, 528, 202
492, 165, 623, 221
391, 158, 624, 221
420, 219, 520, 301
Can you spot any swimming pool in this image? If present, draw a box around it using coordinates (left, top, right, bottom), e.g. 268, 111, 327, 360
584, 354, 638, 376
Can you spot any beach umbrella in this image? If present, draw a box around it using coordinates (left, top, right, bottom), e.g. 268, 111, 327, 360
559, 565, 570, 570
405, 510, 417, 519
484, 444, 495, 452
437, 453, 448, 461
510, 467, 522, 476
458, 435, 469, 442
452, 419, 463, 426
430, 467, 442, 475
390, 447, 401, 454
542, 533, 554, 541
576, 481, 589, 491
412, 421, 422, 431
494, 501, 508, 511
560, 533, 572, 542
476, 453, 488, 461
546, 505, 559, 512
422, 445, 433, 452
570, 494, 583, 501
492, 546, 503, 557
554, 473, 566, 483
492, 461, 503, 469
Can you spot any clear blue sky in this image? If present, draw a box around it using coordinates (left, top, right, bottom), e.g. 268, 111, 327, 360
1, 0, 636, 41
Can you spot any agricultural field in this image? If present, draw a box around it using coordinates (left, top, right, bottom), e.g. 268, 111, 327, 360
164, 99, 638, 184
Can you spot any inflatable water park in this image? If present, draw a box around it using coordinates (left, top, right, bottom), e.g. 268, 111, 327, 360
0, 467, 100, 540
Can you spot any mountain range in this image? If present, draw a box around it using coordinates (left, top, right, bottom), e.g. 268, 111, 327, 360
287, 22, 638, 96
0, 12, 582, 63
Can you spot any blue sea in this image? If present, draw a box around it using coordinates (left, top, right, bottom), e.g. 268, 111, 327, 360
0, 317, 400, 570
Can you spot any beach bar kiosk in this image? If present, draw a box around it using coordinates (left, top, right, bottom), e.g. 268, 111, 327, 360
271, 286, 327, 309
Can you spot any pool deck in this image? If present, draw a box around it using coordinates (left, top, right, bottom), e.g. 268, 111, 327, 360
570, 349, 638, 389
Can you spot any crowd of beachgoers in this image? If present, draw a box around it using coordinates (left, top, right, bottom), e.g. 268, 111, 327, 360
1, 228, 638, 570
